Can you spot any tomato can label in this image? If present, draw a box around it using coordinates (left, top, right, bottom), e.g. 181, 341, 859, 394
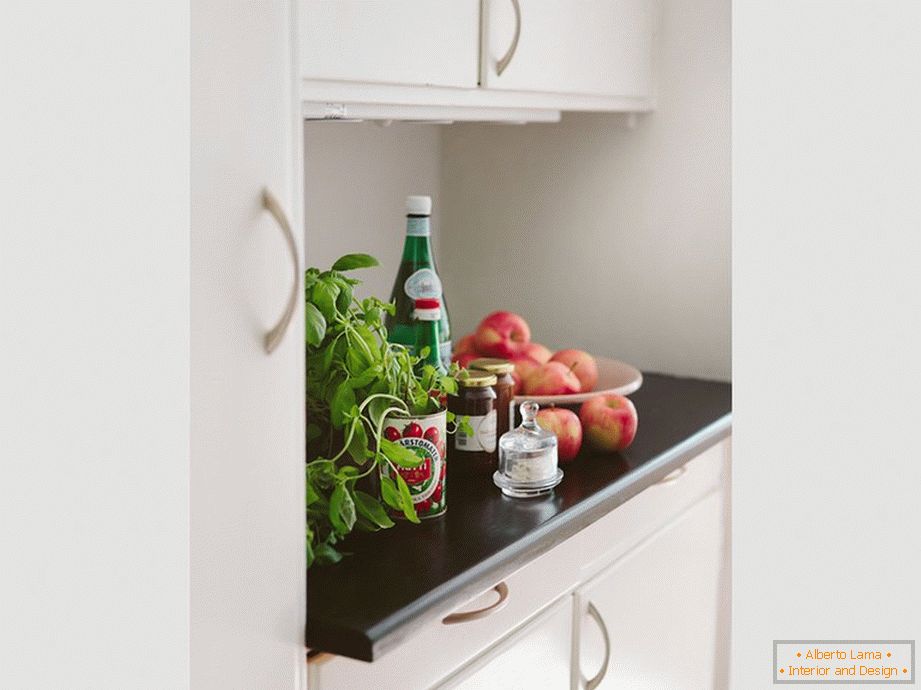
381, 411, 447, 519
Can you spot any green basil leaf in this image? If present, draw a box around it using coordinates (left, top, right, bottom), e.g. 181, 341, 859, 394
368, 397, 391, 429
347, 365, 379, 390
306, 480, 321, 507
354, 516, 380, 532
317, 338, 337, 377
306, 535, 315, 568
347, 422, 369, 463
353, 490, 395, 529
394, 473, 420, 524
346, 344, 373, 373
380, 438, 424, 468
331, 253, 380, 271
329, 483, 356, 535
333, 277, 353, 313
379, 475, 402, 510
314, 543, 343, 565
311, 280, 340, 321
305, 302, 326, 347
354, 325, 381, 363
330, 382, 356, 428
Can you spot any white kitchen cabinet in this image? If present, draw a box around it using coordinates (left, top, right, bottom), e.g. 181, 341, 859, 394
573, 492, 725, 689
481, 0, 655, 98
299, 0, 655, 119
440, 598, 573, 690
301, 1, 480, 88
191, 1, 305, 689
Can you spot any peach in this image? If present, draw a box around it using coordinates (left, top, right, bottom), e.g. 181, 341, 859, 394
523, 361, 581, 396
473, 311, 531, 358
536, 407, 583, 462
579, 394, 638, 451
454, 333, 478, 357
522, 342, 553, 364
551, 349, 598, 393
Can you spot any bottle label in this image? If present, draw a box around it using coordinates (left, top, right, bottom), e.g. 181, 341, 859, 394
455, 410, 497, 453
404, 268, 442, 300
406, 217, 430, 237
439, 341, 452, 370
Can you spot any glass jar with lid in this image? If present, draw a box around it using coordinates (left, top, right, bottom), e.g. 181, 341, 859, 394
448, 370, 498, 475
494, 401, 563, 498
468, 357, 515, 436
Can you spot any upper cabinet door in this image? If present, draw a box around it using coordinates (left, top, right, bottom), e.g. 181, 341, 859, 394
482, 0, 655, 97
192, 1, 305, 689
301, 1, 480, 87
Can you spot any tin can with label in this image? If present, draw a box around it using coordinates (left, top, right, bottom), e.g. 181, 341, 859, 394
380, 410, 447, 519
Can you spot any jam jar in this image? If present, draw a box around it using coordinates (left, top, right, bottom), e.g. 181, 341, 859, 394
468, 358, 515, 436
448, 370, 498, 475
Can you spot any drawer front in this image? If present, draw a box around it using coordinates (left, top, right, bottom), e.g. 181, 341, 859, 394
438, 597, 573, 689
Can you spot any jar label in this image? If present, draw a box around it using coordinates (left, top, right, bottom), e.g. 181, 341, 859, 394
404, 268, 442, 300
456, 410, 497, 453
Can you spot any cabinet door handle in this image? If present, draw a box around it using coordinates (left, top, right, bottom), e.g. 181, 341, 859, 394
582, 602, 611, 690
657, 465, 688, 486
442, 582, 509, 624
261, 188, 300, 354
495, 0, 521, 76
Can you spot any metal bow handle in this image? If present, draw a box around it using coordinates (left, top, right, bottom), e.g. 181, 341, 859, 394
262, 188, 300, 354
582, 602, 611, 690
657, 465, 688, 486
495, 0, 521, 76
442, 582, 510, 624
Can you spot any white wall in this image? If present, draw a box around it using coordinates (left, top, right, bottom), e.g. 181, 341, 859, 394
440, 0, 730, 380
304, 122, 444, 300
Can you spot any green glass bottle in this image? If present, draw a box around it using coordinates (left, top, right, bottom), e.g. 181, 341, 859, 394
413, 298, 447, 375
386, 195, 452, 367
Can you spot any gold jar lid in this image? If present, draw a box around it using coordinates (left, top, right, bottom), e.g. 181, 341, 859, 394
456, 369, 498, 388
468, 357, 515, 375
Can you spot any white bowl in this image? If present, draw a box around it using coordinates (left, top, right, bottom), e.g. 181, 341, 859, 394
512, 356, 643, 405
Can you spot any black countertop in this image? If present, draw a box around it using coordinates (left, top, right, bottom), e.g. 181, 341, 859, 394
306, 373, 731, 661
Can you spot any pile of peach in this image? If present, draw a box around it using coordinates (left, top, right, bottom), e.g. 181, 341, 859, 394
453, 310, 598, 396
453, 311, 638, 461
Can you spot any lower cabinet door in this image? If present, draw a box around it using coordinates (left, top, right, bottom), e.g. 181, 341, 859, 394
573, 492, 725, 689
438, 597, 573, 690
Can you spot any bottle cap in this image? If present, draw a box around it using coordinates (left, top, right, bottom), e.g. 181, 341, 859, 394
456, 370, 498, 388
414, 298, 440, 309
406, 195, 432, 216
468, 357, 515, 375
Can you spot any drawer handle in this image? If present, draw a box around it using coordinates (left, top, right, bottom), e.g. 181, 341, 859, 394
442, 582, 509, 624
657, 465, 688, 486
261, 188, 300, 354
495, 0, 521, 76
582, 602, 611, 690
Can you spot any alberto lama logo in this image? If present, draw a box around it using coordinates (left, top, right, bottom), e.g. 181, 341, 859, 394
774, 640, 914, 683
